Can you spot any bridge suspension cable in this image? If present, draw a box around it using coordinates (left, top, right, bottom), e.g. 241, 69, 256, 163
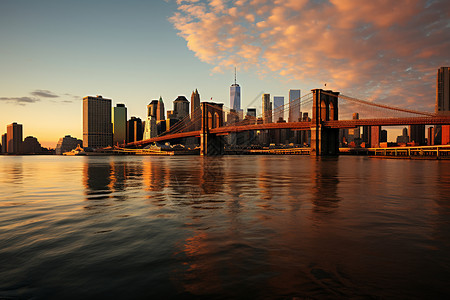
322, 91, 435, 117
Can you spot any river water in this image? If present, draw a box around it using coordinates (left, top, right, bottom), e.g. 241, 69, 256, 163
1, 155, 450, 299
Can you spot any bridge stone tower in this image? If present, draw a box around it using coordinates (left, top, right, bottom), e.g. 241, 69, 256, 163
310, 89, 340, 156
200, 102, 225, 156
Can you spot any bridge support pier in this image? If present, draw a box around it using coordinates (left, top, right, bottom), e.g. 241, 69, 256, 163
200, 133, 224, 156
310, 89, 340, 156
200, 102, 225, 156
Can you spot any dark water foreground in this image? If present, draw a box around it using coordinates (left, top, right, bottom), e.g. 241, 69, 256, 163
1, 155, 450, 299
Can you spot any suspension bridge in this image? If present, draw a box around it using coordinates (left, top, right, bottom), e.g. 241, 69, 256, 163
112, 89, 450, 156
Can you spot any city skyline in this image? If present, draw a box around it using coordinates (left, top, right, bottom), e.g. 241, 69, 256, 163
1, 0, 449, 147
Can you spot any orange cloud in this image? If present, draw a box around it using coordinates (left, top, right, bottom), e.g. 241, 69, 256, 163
170, 0, 450, 111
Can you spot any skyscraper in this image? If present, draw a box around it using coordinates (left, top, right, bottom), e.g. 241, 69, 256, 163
6, 122, 23, 154
127, 117, 143, 143
113, 104, 127, 145
144, 100, 158, 140
436, 67, 450, 114
173, 96, 190, 119
147, 100, 159, 118
230, 68, 241, 115
83, 95, 112, 148
273, 96, 284, 122
288, 89, 301, 122
409, 125, 425, 145
1, 133, 7, 153
262, 94, 272, 123
157, 96, 165, 122
436, 67, 450, 144
191, 89, 200, 115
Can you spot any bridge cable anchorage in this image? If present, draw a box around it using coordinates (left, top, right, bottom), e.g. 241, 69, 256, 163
321, 91, 436, 117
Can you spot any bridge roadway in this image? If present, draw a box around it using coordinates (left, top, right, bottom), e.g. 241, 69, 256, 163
124, 116, 450, 148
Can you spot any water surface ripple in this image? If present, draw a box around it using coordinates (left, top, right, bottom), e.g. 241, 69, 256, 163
1, 155, 450, 299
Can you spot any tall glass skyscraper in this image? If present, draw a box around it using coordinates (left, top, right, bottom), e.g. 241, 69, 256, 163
273, 96, 284, 122
288, 89, 301, 122
230, 69, 242, 119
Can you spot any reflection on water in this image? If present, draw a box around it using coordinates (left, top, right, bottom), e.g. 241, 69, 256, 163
1, 155, 450, 299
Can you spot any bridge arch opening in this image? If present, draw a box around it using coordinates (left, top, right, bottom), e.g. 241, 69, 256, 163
320, 99, 328, 121
214, 112, 220, 129
208, 112, 213, 129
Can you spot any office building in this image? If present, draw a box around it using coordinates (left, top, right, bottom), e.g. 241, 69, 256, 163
436, 67, 450, 114
127, 117, 143, 143
273, 96, 284, 122
55, 135, 83, 155
173, 96, 189, 120
262, 94, 272, 123
157, 96, 165, 122
409, 125, 425, 145
83, 95, 112, 148
370, 126, 381, 148
7, 122, 23, 154
397, 127, 409, 144
1, 134, 7, 153
147, 100, 159, 118
230, 69, 242, 118
191, 89, 200, 115
113, 104, 127, 145
247, 108, 256, 118
435, 67, 450, 144
288, 89, 301, 122
144, 101, 158, 140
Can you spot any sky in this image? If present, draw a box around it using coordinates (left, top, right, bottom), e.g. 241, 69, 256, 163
1, 0, 449, 147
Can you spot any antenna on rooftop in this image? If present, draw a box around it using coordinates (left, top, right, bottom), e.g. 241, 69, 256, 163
234, 66, 237, 85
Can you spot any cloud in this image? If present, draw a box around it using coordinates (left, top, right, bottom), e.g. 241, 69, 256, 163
0, 97, 40, 105
170, 0, 450, 113
31, 89, 59, 98
0, 90, 78, 105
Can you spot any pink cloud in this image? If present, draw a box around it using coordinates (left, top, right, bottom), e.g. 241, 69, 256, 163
170, 0, 450, 112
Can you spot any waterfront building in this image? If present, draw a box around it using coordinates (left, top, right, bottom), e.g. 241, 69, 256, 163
173, 96, 189, 120
361, 126, 371, 147
22, 136, 42, 154
262, 94, 272, 124
113, 104, 127, 145
348, 113, 360, 142
1, 133, 6, 153
55, 135, 83, 155
370, 126, 381, 148
380, 130, 387, 143
157, 96, 165, 122
409, 125, 425, 145
273, 96, 284, 122
7, 122, 23, 154
144, 102, 158, 140
127, 117, 143, 143
247, 108, 256, 118
436, 67, 450, 114
288, 89, 301, 122
83, 95, 112, 148
433, 67, 450, 144
396, 127, 409, 144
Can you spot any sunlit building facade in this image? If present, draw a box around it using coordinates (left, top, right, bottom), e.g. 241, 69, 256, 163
83, 95, 112, 148
113, 104, 127, 145
7, 122, 23, 154
288, 89, 301, 122
273, 96, 284, 122
262, 94, 272, 124
173, 96, 190, 120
